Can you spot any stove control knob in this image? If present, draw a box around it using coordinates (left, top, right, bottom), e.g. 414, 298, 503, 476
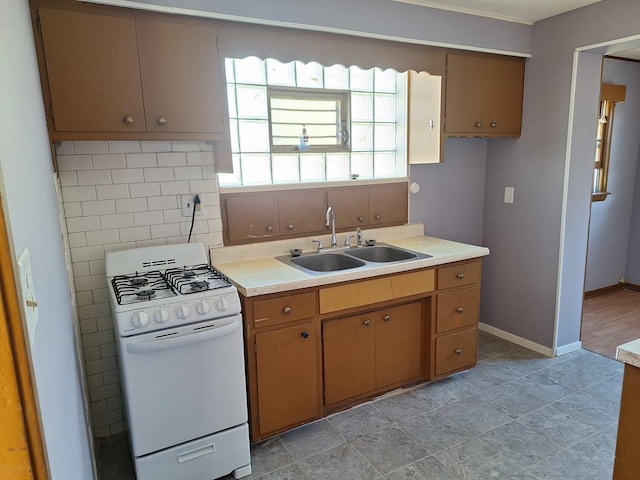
196, 301, 210, 315
131, 312, 149, 329
215, 297, 230, 311
155, 309, 170, 323
176, 304, 190, 319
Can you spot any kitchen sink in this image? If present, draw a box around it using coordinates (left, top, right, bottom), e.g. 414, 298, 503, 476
345, 245, 419, 262
290, 253, 365, 272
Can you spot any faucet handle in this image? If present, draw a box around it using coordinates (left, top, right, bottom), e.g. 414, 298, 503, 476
344, 234, 355, 247
312, 239, 324, 252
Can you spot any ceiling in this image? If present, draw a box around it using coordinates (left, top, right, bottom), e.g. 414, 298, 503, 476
392, 0, 603, 25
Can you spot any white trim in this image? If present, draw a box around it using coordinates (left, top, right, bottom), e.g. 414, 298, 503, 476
479, 322, 554, 357
392, 0, 534, 25
555, 340, 583, 356
80, 0, 532, 58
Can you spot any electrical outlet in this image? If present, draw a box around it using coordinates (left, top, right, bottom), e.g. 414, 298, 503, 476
181, 194, 203, 217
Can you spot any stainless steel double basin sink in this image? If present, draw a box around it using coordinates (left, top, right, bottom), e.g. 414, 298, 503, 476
277, 243, 431, 274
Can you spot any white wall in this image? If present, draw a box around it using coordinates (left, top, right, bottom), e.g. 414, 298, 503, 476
0, 1, 93, 478
585, 58, 640, 292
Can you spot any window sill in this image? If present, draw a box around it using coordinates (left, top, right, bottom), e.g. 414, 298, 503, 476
592, 192, 610, 202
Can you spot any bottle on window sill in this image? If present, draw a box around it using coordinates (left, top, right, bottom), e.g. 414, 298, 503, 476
299, 125, 310, 151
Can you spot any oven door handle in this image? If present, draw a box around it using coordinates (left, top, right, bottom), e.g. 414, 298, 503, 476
126, 321, 239, 353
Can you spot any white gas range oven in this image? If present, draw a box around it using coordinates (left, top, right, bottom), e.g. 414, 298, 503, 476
106, 242, 251, 480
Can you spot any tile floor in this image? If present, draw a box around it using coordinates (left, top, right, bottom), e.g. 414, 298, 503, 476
95, 331, 623, 479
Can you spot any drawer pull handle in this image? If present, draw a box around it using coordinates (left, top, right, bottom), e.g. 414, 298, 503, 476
358, 216, 365, 222
455, 348, 463, 355
456, 307, 464, 314
287, 224, 294, 230
301, 331, 310, 339
375, 214, 381, 220
383, 315, 390, 322
123, 115, 135, 125
475, 122, 483, 128
363, 319, 371, 326
157, 116, 168, 126
456, 273, 465, 279
490, 122, 497, 128
267, 225, 274, 232
283, 306, 292, 314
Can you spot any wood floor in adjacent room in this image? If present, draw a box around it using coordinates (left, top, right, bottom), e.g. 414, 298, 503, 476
581, 289, 640, 359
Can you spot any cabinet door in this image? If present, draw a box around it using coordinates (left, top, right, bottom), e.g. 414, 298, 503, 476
444, 54, 487, 134
485, 57, 524, 134
225, 193, 279, 242
323, 314, 375, 405
136, 19, 226, 134
255, 321, 319, 435
327, 187, 368, 229
278, 190, 326, 236
39, 8, 145, 132
375, 302, 423, 388
408, 71, 442, 164
368, 183, 408, 226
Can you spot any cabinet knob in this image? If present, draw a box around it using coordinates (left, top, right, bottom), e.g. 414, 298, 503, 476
287, 224, 294, 230
301, 331, 310, 339
455, 348, 463, 355
267, 225, 274, 232
456, 307, 464, 314
358, 216, 365, 222
283, 306, 292, 314
490, 122, 497, 128
157, 116, 168, 126
363, 319, 371, 326
474, 122, 483, 128
383, 315, 390, 322
456, 273, 465, 279
123, 116, 135, 125
374, 214, 381, 220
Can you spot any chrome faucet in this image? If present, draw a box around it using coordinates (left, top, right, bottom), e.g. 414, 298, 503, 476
356, 226, 363, 247
326, 207, 337, 247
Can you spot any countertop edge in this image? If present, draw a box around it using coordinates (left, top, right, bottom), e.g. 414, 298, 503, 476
616, 338, 640, 368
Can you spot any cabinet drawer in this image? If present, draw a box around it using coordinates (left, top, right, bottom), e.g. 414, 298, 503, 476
436, 287, 480, 334
253, 292, 317, 329
437, 261, 481, 290
435, 328, 477, 376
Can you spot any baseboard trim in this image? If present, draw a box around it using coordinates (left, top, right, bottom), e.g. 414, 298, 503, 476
584, 283, 624, 298
479, 322, 554, 357
625, 283, 640, 292
555, 341, 583, 356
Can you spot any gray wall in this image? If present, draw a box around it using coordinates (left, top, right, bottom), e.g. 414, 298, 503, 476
409, 138, 487, 246
627, 154, 640, 284
0, 0, 93, 477
585, 58, 640, 292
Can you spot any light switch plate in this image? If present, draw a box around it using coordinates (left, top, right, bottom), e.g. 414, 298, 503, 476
17, 248, 38, 346
504, 186, 515, 204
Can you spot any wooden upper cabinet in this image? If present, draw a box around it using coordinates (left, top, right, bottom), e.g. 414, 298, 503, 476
136, 19, 225, 134
444, 53, 524, 137
369, 183, 408, 226
278, 190, 326, 236
37, 5, 230, 144
39, 8, 146, 133
225, 193, 280, 242
407, 71, 442, 164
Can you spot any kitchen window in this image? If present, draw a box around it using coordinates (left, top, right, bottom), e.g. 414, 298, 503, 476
219, 57, 407, 187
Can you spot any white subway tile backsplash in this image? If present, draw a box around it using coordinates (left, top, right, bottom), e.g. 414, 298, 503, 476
68, 232, 87, 248
100, 343, 116, 359
136, 238, 169, 248
86, 229, 120, 246
157, 152, 187, 167
85, 356, 117, 376
82, 200, 116, 217
141, 141, 172, 152
80, 318, 98, 334
58, 154, 93, 171
108, 141, 142, 154
96, 314, 114, 331
162, 208, 184, 224
207, 218, 223, 232
62, 185, 97, 202
92, 288, 109, 304
97, 184, 130, 200
89, 260, 106, 276
172, 141, 200, 152
103, 371, 121, 388
174, 166, 203, 181
111, 168, 144, 184
76, 290, 94, 307
78, 170, 113, 186
147, 195, 177, 211
73, 262, 91, 277
180, 220, 208, 236
59, 171, 78, 187
189, 179, 216, 193
187, 151, 214, 166
195, 232, 223, 248
84, 346, 101, 363
203, 166, 216, 179
100, 213, 134, 230
115, 198, 148, 213
74, 274, 108, 292
88, 382, 120, 403
74, 141, 109, 154
67, 216, 101, 233
160, 180, 190, 195
129, 182, 160, 198
126, 153, 157, 168
119, 226, 151, 242
70, 245, 105, 263
92, 154, 126, 170
150, 223, 181, 239
55, 141, 75, 155
87, 373, 104, 390
199, 192, 220, 207
143, 167, 174, 182
133, 211, 164, 226
199, 141, 214, 152
64, 202, 83, 218
103, 242, 137, 253
78, 302, 112, 321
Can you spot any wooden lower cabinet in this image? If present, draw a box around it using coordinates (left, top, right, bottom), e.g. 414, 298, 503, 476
434, 327, 477, 376
254, 320, 319, 437
323, 301, 423, 406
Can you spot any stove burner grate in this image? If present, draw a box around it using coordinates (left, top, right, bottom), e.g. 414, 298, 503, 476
165, 264, 231, 295
111, 271, 175, 305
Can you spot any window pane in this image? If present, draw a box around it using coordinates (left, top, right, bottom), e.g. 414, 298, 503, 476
352, 123, 373, 151
296, 61, 324, 88
375, 68, 397, 93
225, 58, 235, 83
300, 153, 325, 182
238, 120, 270, 152
234, 57, 266, 85
374, 152, 396, 177
375, 94, 396, 122
375, 124, 396, 150
326, 153, 350, 181
272, 154, 300, 183
266, 59, 296, 86
229, 119, 240, 153
352, 93, 373, 122
350, 66, 374, 91
240, 154, 272, 185
227, 85, 237, 118
236, 85, 268, 118
325, 64, 349, 89
351, 153, 373, 179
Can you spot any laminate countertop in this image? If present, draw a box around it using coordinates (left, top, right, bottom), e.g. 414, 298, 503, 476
209, 223, 489, 297
617, 339, 640, 369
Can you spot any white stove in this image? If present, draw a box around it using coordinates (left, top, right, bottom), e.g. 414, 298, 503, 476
106, 243, 251, 480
